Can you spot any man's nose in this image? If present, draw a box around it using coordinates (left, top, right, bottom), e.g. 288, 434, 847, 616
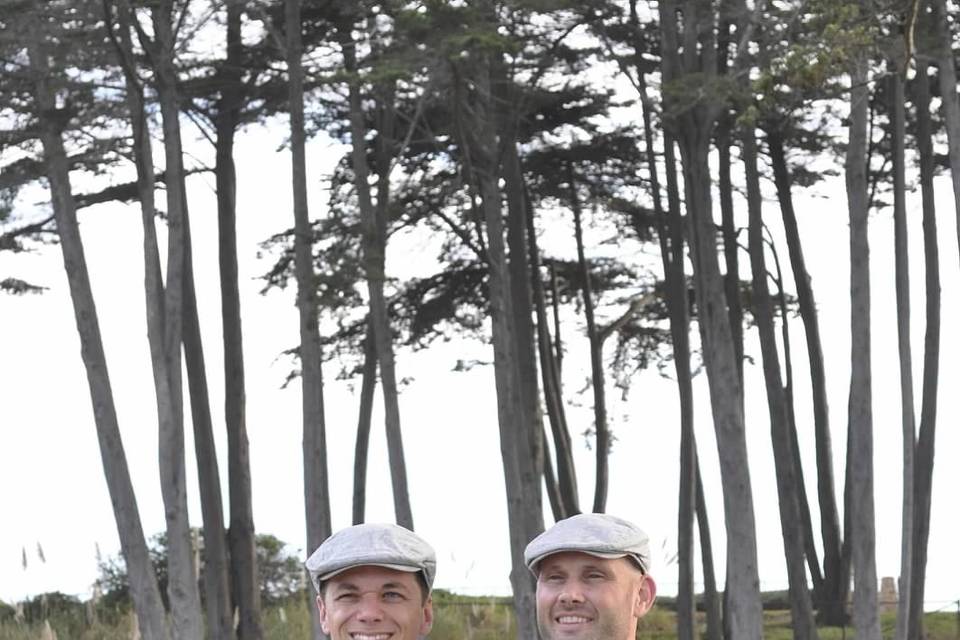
356, 595, 385, 622
558, 584, 585, 605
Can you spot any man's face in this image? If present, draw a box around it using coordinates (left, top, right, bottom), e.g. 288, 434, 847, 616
317, 565, 433, 640
535, 551, 656, 640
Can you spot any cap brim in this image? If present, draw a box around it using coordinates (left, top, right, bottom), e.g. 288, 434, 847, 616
319, 562, 422, 582
530, 550, 646, 573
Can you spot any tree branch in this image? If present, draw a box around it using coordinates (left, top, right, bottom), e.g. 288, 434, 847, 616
597, 292, 655, 345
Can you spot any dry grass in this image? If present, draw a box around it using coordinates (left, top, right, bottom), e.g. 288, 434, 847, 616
2, 597, 958, 639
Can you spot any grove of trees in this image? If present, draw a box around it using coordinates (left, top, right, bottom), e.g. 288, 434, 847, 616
1, 0, 953, 639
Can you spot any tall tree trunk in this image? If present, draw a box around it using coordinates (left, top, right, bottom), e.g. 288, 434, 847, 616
337, 15, 414, 529
567, 163, 609, 514
150, 3, 204, 635
695, 462, 723, 640
214, 4, 262, 639
50, 10, 169, 639
524, 183, 579, 519
931, 0, 960, 261
744, 130, 818, 640
532, 266, 578, 521
845, 54, 881, 640
182, 198, 235, 640
286, 1, 332, 638
889, 67, 915, 640
658, 3, 763, 636
502, 139, 546, 522
657, 131, 697, 640
630, 31, 697, 628
693, 125, 763, 640
681, 114, 763, 640
768, 232, 824, 600
840, 431, 854, 619
493, 50, 546, 527
540, 422, 566, 521
666, 121, 722, 640
715, 15, 744, 396
667, 130, 712, 640
352, 323, 377, 525
767, 128, 846, 623
716, 122, 744, 389
907, 58, 941, 640
455, 44, 543, 637
549, 263, 564, 372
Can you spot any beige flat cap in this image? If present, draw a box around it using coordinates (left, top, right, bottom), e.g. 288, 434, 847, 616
305, 523, 436, 594
524, 513, 650, 574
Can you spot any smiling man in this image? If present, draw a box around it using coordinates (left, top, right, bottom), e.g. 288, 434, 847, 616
305, 523, 436, 640
524, 513, 657, 640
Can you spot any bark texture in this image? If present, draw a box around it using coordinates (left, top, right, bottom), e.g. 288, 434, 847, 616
627, 43, 700, 633
768, 128, 845, 623
907, 58, 941, 640
744, 130, 818, 640
183, 200, 235, 640
715, 18, 744, 397
770, 235, 824, 600
658, 2, 763, 634
337, 14, 414, 529
454, 37, 543, 636
716, 123, 744, 390
931, 0, 960, 260
150, 3, 205, 635
889, 68, 914, 640
568, 164, 609, 514
352, 325, 377, 525
30, 12, 170, 640
527, 207, 579, 519
656, 131, 697, 640
501, 139, 546, 524
214, 5, 263, 638
695, 464, 723, 640
845, 56, 881, 640
286, 1, 332, 637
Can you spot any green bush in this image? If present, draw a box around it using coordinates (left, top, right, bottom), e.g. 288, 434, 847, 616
0, 602, 15, 625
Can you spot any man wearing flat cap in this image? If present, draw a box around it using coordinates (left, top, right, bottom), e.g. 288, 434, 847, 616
525, 513, 657, 640
306, 523, 435, 640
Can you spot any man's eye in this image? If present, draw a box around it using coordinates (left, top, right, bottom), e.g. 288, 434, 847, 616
586, 572, 606, 580
336, 593, 359, 602
543, 574, 564, 582
383, 591, 406, 601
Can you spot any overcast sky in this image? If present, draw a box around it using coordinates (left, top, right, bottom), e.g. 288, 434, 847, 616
2, 113, 959, 613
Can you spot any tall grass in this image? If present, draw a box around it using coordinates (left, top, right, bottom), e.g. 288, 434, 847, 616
2, 596, 957, 639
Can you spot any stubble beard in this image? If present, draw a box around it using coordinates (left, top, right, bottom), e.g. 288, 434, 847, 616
537, 616, 623, 640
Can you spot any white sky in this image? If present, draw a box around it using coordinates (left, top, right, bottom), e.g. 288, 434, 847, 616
2, 113, 959, 617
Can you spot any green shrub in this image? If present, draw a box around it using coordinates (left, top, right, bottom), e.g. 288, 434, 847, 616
0, 602, 15, 625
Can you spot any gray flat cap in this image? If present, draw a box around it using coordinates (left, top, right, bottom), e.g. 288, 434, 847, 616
524, 513, 650, 574
305, 523, 436, 594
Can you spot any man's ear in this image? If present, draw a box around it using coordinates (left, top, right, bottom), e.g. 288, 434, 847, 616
419, 596, 434, 636
317, 595, 331, 634
633, 574, 657, 618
